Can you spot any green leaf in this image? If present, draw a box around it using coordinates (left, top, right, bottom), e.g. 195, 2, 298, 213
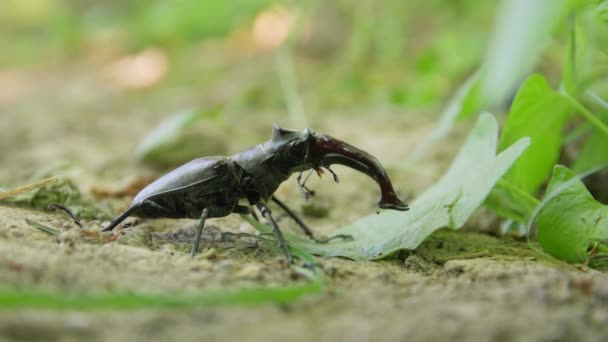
479, 0, 572, 109
257, 113, 529, 261
537, 165, 608, 263
498, 74, 571, 194
483, 75, 569, 225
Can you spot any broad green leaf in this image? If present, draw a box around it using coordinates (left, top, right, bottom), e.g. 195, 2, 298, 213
498, 74, 571, 194
537, 165, 608, 263
479, 0, 572, 109
248, 113, 529, 261
485, 75, 570, 224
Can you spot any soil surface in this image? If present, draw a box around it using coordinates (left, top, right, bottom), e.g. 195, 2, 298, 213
1, 67, 608, 341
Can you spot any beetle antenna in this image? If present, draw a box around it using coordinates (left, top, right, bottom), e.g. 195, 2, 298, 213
48, 203, 83, 228
103, 205, 139, 232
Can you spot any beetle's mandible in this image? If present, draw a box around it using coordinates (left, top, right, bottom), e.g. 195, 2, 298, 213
103, 124, 408, 262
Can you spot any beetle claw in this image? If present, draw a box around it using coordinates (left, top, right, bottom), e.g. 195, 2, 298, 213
325, 166, 339, 183
314, 166, 324, 178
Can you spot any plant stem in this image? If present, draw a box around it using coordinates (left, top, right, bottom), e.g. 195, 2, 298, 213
564, 94, 608, 137
586, 91, 608, 113
563, 121, 592, 144
276, 45, 307, 128
496, 179, 540, 206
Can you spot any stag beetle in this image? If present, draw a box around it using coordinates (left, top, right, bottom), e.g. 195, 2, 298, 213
103, 124, 408, 262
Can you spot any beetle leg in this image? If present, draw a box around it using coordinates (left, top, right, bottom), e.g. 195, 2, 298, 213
250, 207, 260, 222
271, 197, 353, 243
271, 197, 314, 239
104, 200, 173, 232
233, 205, 260, 222
233, 205, 251, 215
103, 205, 140, 232
191, 208, 210, 257
296, 171, 315, 200
256, 202, 293, 263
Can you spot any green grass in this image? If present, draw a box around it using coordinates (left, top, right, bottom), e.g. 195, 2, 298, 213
0, 280, 323, 311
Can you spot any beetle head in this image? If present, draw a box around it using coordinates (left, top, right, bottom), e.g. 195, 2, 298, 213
306, 131, 409, 211
266, 124, 313, 169
266, 124, 408, 211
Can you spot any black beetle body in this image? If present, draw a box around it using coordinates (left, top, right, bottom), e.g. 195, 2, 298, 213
133, 157, 238, 218
104, 125, 408, 262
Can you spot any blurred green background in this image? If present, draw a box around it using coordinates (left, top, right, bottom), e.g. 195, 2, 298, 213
0, 0, 501, 113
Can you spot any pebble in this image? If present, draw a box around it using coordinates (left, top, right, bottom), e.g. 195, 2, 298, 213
196, 248, 217, 260
236, 263, 263, 279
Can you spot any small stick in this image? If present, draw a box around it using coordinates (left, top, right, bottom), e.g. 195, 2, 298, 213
0, 176, 59, 200
47, 203, 83, 228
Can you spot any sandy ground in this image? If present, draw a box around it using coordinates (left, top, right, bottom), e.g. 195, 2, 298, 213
1, 66, 608, 341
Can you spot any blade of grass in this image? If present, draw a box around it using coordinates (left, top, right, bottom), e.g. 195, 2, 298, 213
276, 45, 308, 128
25, 219, 61, 236
0, 176, 59, 200
240, 214, 317, 265
0, 280, 323, 311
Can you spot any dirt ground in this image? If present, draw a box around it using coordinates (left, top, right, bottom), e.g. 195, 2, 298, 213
1, 67, 608, 341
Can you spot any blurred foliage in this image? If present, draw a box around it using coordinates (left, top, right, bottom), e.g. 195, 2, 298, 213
0, 0, 269, 60
0, 0, 495, 110
135, 107, 228, 168
0, 176, 107, 219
